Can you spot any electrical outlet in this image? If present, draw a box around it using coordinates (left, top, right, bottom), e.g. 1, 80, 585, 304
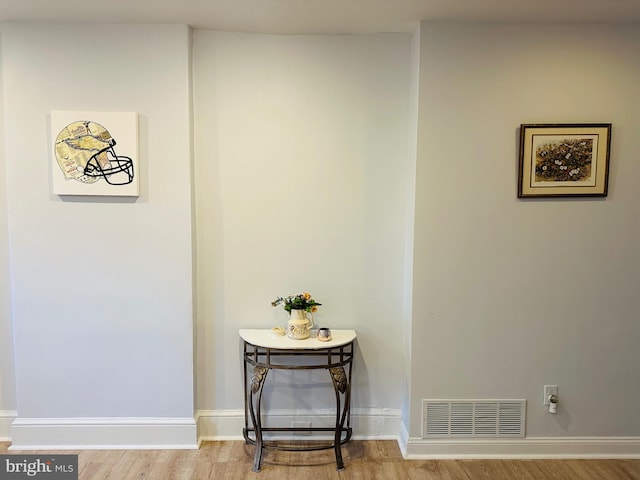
543, 385, 558, 405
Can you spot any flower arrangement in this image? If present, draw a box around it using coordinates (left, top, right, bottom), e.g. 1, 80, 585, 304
271, 292, 321, 313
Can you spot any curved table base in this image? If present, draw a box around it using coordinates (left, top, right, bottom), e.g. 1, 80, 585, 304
242, 340, 355, 472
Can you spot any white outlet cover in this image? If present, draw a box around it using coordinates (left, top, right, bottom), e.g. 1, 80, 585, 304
543, 385, 558, 405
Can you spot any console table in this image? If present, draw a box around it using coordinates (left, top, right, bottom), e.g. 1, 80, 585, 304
239, 329, 357, 472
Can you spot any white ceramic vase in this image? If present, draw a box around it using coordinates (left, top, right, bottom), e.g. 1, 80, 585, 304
286, 309, 313, 340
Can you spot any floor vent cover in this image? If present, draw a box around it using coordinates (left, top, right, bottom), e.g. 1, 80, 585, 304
422, 399, 525, 438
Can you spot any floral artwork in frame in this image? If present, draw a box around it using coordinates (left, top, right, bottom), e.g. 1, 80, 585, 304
51, 111, 139, 196
517, 123, 611, 198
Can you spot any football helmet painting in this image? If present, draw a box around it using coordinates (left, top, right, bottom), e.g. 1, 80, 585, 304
54, 120, 134, 185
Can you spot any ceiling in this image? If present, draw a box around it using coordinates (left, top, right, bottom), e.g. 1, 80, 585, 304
0, 0, 639, 34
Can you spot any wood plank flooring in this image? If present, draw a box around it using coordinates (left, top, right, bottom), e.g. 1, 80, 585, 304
2, 440, 639, 479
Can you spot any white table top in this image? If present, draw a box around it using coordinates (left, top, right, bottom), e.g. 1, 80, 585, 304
239, 329, 356, 350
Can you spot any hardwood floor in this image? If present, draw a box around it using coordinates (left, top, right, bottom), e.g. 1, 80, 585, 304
2, 440, 639, 479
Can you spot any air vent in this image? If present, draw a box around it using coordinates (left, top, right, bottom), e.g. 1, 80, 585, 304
422, 399, 525, 438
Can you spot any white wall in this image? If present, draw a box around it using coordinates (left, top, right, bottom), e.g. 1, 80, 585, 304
1, 23, 195, 446
411, 23, 640, 440
400, 27, 420, 433
3, 19, 639, 453
193, 31, 411, 428
0, 33, 17, 438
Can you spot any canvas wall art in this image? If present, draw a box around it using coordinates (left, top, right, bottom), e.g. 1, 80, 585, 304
51, 111, 139, 196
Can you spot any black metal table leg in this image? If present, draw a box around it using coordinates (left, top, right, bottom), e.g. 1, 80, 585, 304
329, 366, 348, 471
249, 366, 269, 472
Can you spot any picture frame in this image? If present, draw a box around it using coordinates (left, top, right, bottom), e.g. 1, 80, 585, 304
51, 111, 139, 196
517, 123, 611, 198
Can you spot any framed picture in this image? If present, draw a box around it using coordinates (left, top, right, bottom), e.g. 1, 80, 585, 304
51, 111, 139, 196
517, 123, 611, 198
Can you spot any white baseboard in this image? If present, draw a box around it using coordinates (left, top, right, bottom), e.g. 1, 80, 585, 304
9, 417, 198, 450
401, 436, 640, 459
0, 410, 17, 441
196, 408, 401, 442
8, 411, 638, 459
398, 419, 410, 457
